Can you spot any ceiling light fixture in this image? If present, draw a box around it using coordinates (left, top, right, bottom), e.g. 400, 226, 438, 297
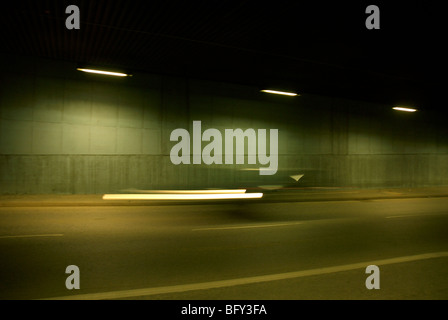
393, 106, 417, 112
77, 68, 129, 77
260, 89, 298, 97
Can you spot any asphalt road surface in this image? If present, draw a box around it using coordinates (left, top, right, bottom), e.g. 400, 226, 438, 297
1, 197, 448, 300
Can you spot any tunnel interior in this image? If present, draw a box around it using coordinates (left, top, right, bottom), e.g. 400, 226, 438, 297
1, 54, 447, 194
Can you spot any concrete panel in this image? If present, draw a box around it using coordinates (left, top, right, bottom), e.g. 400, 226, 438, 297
5, 156, 39, 193
63, 79, 92, 125
2, 156, 70, 193
142, 129, 161, 155
34, 77, 64, 123
232, 99, 259, 128
0, 156, 15, 193
32, 122, 62, 154
37, 156, 71, 193
69, 156, 95, 193
125, 157, 151, 190
189, 94, 213, 124
143, 90, 162, 129
62, 124, 90, 154
437, 126, 448, 154
1, 73, 35, 121
160, 77, 189, 155
432, 155, 448, 185
108, 156, 130, 191
282, 129, 304, 155
330, 108, 348, 155
118, 87, 144, 128
91, 82, 120, 127
91, 102, 118, 127
210, 97, 235, 127
415, 122, 438, 154
348, 131, 372, 155
90, 156, 112, 193
0, 119, 33, 154
302, 131, 332, 155
117, 127, 142, 154
90, 126, 116, 154
161, 77, 189, 127
136, 155, 165, 190
374, 123, 396, 154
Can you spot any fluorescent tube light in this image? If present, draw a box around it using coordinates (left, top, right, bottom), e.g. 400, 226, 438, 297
393, 107, 417, 112
260, 89, 298, 96
77, 68, 129, 77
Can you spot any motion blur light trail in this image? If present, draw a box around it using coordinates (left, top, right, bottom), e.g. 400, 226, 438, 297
103, 189, 263, 200
119, 189, 248, 194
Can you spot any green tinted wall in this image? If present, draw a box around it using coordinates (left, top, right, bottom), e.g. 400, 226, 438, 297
1, 55, 447, 194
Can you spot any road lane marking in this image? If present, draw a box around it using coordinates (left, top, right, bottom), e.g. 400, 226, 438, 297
0, 234, 63, 239
386, 213, 443, 219
192, 222, 303, 231
42, 251, 448, 300
386, 215, 418, 219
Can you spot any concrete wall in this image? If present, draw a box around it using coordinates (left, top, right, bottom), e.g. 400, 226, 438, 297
1, 54, 448, 194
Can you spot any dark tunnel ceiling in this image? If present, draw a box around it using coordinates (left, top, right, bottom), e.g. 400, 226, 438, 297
0, 0, 446, 111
